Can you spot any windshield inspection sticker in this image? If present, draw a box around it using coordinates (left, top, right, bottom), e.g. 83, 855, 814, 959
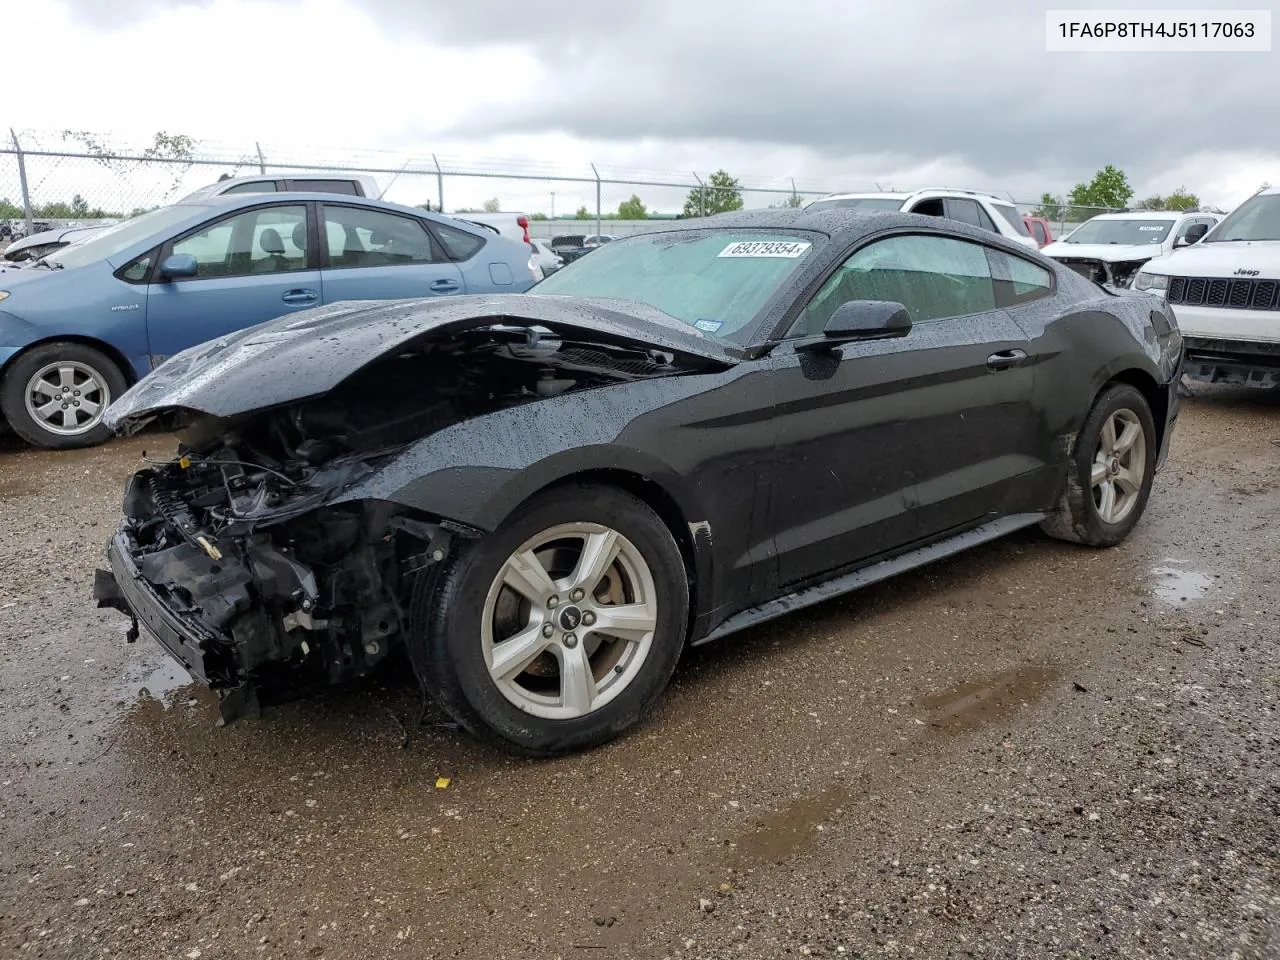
694, 318, 724, 333
718, 240, 811, 258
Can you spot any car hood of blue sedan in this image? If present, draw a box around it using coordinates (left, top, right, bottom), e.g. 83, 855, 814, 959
105, 294, 738, 431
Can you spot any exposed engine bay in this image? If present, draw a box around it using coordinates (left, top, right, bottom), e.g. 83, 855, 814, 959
94, 322, 704, 721
1055, 256, 1150, 289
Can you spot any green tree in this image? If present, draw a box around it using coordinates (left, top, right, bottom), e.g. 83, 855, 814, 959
574, 206, 591, 220
1068, 164, 1134, 212
1164, 186, 1200, 211
683, 170, 744, 217
1032, 193, 1066, 220
1134, 194, 1165, 211
482, 197, 501, 213
71, 194, 89, 217
528, 212, 548, 220
617, 194, 648, 219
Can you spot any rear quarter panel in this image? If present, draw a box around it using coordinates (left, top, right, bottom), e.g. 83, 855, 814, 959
1010, 268, 1178, 467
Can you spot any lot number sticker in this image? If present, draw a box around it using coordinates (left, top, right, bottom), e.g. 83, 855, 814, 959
718, 240, 811, 258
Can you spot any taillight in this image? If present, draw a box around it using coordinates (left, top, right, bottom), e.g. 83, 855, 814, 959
517, 215, 530, 245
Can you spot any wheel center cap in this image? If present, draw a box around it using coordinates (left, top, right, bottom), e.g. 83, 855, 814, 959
1108, 456, 1121, 476
558, 606, 582, 631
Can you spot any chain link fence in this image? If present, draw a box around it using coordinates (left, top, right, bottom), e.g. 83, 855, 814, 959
1, 129, 1121, 242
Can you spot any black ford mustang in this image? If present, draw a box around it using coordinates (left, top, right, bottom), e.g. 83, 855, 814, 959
94, 209, 1181, 753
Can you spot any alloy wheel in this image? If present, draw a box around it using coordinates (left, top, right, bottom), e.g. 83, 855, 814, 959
1091, 407, 1146, 524
24, 360, 111, 436
481, 522, 659, 720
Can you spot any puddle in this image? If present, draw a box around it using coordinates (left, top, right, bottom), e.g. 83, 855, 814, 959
917, 665, 1060, 736
1149, 563, 1212, 607
731, 786, 848, 867
116, 659, 200, 707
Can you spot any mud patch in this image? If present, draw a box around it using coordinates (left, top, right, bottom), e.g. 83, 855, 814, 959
731, 786, 848, 867
1150, 563, 1212, 607
918, 665, 1061, 736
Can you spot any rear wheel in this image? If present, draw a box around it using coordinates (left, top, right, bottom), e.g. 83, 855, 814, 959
1041, 383, 1157, 547
1, 342, 126, 449
414, 484, 689, 754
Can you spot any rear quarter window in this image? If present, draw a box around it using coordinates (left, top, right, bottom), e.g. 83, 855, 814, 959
431, 221, 487, 260
991, 202, 1032, 237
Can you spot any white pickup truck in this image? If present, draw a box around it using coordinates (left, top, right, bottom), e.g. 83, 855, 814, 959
1134, 187, 1280, 388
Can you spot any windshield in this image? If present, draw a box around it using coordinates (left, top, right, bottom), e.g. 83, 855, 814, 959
44, 205, 209, 269
533, 231, 818, 340
805, 197, 905, 213
1204, 193, 1280, 242
1065, 218, 1173, 245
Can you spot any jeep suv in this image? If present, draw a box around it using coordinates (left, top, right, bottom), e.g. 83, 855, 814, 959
1133, 187, 1280, 388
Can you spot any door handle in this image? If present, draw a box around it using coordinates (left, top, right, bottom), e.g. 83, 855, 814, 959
429, 279, 461, 293
986, 348, 1028, 371
281, 288, 318, 305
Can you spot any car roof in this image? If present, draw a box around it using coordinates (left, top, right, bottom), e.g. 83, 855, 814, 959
812, 192, 912, 201
645, 206, 1032, 251
187, 191, 464, 221
1087, 210, 1197, 221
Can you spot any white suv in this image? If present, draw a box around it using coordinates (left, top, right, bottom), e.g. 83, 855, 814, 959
804, 189, 1038, 250
1041, 210, 1222, 288
1133, 187, 1280, 388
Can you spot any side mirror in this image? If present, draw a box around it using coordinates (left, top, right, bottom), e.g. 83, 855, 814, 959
1175, 223, 1209, 247
799, 300, 912, 352
158, 253, 198, 280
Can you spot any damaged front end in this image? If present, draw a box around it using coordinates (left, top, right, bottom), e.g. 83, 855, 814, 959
1056, 257, 1151, 289
94, 308, 727, 722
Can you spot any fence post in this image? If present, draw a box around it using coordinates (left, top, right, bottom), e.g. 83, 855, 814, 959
591, 163, 601, 236
692, 172, 705, 218
432, 154, 443, 212
10, 129, 33, 235
255, 142, 266, 175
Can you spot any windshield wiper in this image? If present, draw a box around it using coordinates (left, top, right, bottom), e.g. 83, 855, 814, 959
30, 258, 63, 269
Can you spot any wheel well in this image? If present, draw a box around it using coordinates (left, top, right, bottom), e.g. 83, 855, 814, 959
1105, 368, 1167, 448
1, 336, 139, 386
539, 469, 700, 630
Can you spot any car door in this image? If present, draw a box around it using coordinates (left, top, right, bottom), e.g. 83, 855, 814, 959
144, 203, 320, 368
762, 243, 930, 590
899, 235, 1045, 537
319, 203, 464, 303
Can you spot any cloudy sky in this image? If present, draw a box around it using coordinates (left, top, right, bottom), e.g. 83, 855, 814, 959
3, 0, 1276, 215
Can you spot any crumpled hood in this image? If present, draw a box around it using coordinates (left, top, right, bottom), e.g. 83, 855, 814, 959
1043, 241, 1163, 263
104, 294, 738, 430
1139, 240, 1280, 279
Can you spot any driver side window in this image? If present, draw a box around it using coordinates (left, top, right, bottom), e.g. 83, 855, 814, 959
796, 234, 997, 336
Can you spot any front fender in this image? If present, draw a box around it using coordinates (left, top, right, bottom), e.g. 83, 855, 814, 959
0, 309, 42, 354
328, 379, 715, 532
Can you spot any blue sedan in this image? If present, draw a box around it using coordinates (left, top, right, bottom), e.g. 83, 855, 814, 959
0, 194, 540, 448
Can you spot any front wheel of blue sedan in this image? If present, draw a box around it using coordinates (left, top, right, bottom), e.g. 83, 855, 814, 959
0, 341, 128, 450
411, 483, 690, 755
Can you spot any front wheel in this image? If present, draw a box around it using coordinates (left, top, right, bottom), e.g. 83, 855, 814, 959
1, 341, 127, 449
1041, 383, 1157, 547
414, 483, 689, 754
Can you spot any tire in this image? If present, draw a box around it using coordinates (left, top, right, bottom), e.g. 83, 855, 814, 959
1, 341, 127, 450
413, 483, 689, 755
1041, 383, 1157, 547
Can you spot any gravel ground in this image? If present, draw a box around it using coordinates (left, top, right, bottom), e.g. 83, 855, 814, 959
0, 386, 1277, 960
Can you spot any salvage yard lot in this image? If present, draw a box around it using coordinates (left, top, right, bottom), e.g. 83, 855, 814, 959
1, 388, 1277, 959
